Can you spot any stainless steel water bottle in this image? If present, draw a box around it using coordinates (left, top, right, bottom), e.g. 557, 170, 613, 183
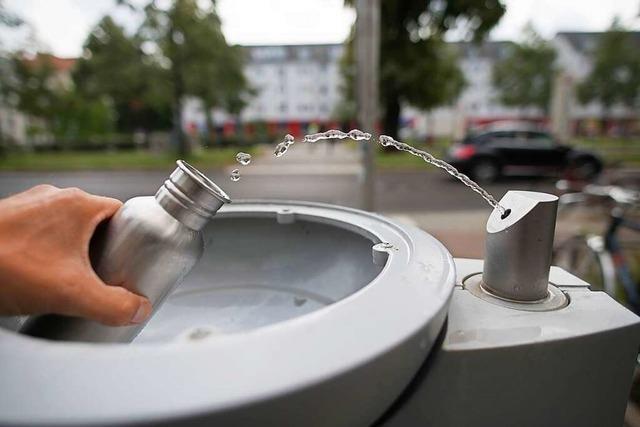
21, 160, 231, 343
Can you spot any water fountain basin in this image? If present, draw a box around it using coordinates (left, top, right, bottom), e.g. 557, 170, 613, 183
0, 201, 455, 426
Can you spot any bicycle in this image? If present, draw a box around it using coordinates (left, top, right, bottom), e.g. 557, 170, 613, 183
553, 180, 640, 313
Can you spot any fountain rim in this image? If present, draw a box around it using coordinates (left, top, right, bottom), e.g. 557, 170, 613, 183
0, 200, 455, 426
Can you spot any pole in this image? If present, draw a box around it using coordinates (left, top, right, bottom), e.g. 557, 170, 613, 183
356, 0, 380, 211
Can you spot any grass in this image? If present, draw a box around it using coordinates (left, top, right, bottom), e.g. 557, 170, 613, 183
0, 137, 637, 172
375, 138, 449, 171
375, 137, 640, 170
0, 147, 254, 171
573, 138, 640, 166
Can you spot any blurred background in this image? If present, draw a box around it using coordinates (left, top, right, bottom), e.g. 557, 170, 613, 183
0, 0, 640, 422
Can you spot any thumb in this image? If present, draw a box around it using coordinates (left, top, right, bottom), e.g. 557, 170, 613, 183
66, 275, 152, 326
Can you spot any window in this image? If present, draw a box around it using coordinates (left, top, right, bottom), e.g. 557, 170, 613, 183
484, 131, 515, 147
526, 132, 555, 149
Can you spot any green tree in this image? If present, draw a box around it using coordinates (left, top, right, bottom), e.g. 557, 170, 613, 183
140, 0, 250, 155
0, 0, 23, 150
492, 26, 556, 113
5, 53, 116, 144
50, 92, 116, 144
73, 16, 171, 133
577, 19, 640, 119
5, 54, 59, 121
180, 9, 250, 142
342, 0, 505, 137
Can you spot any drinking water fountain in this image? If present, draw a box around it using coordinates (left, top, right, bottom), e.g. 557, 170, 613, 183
0, 168, 638, 426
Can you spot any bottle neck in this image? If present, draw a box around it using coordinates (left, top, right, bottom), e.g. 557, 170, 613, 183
155, 160, 231, 231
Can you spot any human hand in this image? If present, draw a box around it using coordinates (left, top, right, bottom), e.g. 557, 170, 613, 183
0, 185, 151, 326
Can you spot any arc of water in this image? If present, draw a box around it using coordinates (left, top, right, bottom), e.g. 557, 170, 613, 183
378, 135, 505, 214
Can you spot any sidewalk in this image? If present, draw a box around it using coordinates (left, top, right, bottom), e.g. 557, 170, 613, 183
385, 210, 489, 258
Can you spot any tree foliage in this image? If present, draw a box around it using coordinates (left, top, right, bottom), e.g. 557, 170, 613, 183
4, 54, 116, 141
492, 25, 556, 113
342, 0, 505, 136
4, 0, 249, 153
577, 19, 640, 113
74, 16, 171, 132
140, 0, 250, 154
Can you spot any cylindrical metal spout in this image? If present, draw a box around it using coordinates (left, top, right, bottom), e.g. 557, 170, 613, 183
482, 191, 558, 302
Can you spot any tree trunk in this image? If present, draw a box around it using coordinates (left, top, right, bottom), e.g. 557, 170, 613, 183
601, 106, 609, 137
203, 102, 215, 147
0, 110, 6, 157
170, 26, 188, 157
171, 97, 186, 157
382, 94, 400, 137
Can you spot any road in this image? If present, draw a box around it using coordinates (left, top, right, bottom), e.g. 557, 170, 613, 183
0, 143, 556, 213
0, 167, 557, 212
4, 143, 608, 258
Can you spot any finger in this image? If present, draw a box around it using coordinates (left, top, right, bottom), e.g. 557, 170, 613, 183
85, 194, 123, 220
81, 195, 123, 238
64, 275, 152, 326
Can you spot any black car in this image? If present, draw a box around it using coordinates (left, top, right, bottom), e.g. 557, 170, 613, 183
445, 130, 603, 183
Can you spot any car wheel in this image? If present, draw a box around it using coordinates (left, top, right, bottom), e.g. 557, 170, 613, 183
569, 158, 601, 181
471, 159, 499, 183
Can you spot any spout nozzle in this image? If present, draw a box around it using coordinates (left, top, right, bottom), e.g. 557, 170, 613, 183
482, 191, 558, 302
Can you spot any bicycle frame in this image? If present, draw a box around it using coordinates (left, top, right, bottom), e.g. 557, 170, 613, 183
604, 212, 640, 312
582, 234, 617, 296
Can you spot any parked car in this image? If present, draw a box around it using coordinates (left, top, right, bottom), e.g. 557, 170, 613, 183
445, 129, 603, 183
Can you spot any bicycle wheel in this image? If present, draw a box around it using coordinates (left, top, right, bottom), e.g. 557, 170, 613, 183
554, 236, 606, 291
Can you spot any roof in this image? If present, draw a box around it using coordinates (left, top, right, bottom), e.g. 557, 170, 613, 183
22, 53, 76, 73
557, 31, 640, 54
242, 44, 343, 64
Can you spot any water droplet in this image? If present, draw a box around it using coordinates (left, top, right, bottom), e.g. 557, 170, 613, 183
302, 129, 371, 143
325, 129, 347, 139
274, 134, 295, 157
373, 242, 396, 251
347, 129, 372, 141
303, 129, 347, 142
379, 135, 394, 147
274, 142, 289, 157
230, 169, 240, 181
188, 328, 212, 340
235, 152, 251, 165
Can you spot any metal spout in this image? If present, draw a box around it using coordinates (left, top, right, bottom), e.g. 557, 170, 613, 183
156, 160, 231, 230
482, 191, 558, 302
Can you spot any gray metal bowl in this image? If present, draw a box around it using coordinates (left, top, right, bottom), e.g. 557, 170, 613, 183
0, 201, 455, 427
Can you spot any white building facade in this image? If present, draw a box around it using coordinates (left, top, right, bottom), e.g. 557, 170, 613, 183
552, 32, 640, 136
242, 44, 343, 122
182, 44, 346, 138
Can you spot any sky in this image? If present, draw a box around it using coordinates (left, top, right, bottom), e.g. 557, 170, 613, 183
1, 0, 639, 57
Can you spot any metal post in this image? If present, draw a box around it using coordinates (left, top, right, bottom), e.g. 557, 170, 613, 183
356, 0, 380, 211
